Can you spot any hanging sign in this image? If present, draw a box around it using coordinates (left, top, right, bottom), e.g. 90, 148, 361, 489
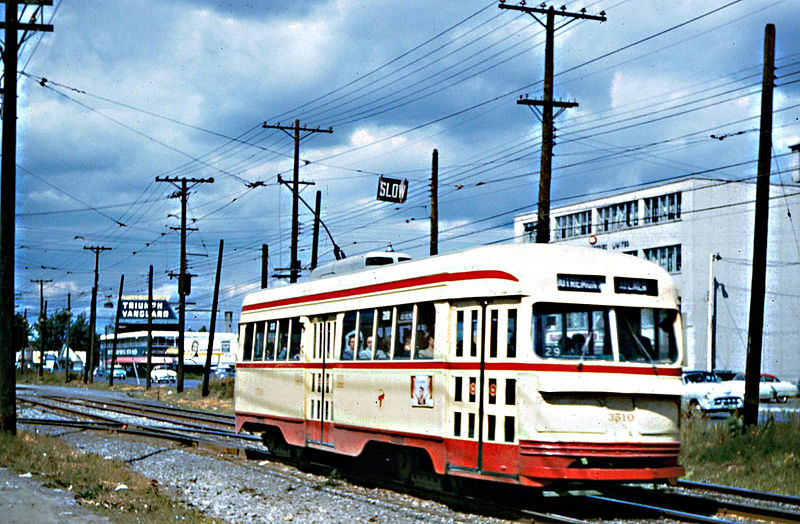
377, 176, 408, 203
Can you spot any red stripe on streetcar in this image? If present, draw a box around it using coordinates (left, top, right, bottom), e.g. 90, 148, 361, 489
236, 361, 680, 376
241, 270, 519, 312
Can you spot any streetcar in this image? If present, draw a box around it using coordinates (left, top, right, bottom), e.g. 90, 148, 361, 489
235, 244, 685, 487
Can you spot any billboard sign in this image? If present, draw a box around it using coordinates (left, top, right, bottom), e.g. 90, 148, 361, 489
117, 296, 178, 331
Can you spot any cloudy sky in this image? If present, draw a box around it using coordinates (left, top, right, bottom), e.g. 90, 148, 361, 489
11, 0, 800, 330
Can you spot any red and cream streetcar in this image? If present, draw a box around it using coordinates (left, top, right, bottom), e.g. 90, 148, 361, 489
235, 244, 685, 487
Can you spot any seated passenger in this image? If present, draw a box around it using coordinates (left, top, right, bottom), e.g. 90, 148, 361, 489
415, 331, 434, 359
341, 334, 355, 360
375, 338, 390, 360
394, 333, 412, 359
357, 335, 373, 360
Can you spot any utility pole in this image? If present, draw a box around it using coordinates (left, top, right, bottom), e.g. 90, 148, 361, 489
499, 2, 605, 244
743, 24, 775, 428
0, 0, 54, 435
109, 274, 123, 387
262, 120, 332, 282
311, 191, 322, 270
202, 239, 223, 397
65, 293, 71, 383
156, 176, 213, 392
83, 246, 110, 383
146, 265, 153, 390
20, 308, 26, 374
30, 278, 51, 377
261, 244, 269, 289
430, 149, 439, 256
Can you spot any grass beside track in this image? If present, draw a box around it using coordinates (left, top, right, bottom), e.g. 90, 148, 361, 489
680, 413, 800, 495
0, 431, 218, 523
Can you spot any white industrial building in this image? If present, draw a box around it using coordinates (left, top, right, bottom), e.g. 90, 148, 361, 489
514, 176, 800, 381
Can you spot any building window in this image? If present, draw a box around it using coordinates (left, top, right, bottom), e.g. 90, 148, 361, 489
644, 192, 681, 224
523, 221, 536, 242
644, 244, 681, 273
597, 200, 638, 232
623, 250, 638, 257
554, 210, 592, 240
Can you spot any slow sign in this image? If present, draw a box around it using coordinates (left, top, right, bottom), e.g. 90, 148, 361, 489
377, 176, 408, 204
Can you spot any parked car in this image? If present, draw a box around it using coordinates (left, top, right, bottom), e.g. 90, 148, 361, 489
94, 367, 127, 380
150, 365, 177, 384
727, 373, 799, 403
681, 370, 743, 414
214, 365, 235, 379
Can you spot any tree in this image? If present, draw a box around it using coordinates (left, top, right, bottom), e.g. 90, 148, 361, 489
12, 313, 29, 359
31, 310, 98, 370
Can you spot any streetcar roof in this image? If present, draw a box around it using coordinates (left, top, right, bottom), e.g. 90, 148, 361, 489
241, 244, 678, 315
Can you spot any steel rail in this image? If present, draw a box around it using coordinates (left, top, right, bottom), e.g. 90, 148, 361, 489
585, 494, 736, 523
678, 479, 800, 506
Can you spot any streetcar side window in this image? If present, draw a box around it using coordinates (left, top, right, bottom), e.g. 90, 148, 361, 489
288, 318, 302, 360
341, 311, 357, 361
532, 304, 611, 361
357, 309, 375, 360
265, 321, 277, 361
253, 321, 265, 361
394, 305, 414, 360
276, 319, 289, 360
414, 302, 435, 359
375, 308, 393, 360
242, 323, 254, 361
507, 309, 517, 358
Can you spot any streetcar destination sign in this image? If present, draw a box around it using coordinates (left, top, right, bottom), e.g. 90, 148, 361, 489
556, 274, 606, 292
376, 176, 408, 203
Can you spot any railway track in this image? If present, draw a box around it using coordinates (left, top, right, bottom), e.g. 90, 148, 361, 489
15, 387, 800, 523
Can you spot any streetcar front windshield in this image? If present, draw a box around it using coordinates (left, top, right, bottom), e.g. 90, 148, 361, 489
532, 304, 679, 364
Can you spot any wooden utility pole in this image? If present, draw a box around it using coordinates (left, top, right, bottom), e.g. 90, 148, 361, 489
65, 293, 71, 383
430, 149, 439, 256
146, 265, 153, 390
0, 0, 53, 434
202, 239, 224, 397
311, 191, 322, 270
743, 24, 775, 427
262, 120, 332, 282
261, 244, 269, 289
83, 246, 110, 383
156, 176, 213, 392
109, 274, 124, 387
30, 279, 51, 377
499, 2, 605, 243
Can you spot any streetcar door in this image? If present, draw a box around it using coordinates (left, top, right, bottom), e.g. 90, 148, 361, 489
480, 303, 520, 478
306, 315, 336, 447
446, 303, 484, 472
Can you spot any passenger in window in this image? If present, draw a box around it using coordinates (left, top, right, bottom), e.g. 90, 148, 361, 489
357, 335, 373, 360
342, 333, 356, 361
415, 330, 434, 359
375, 337, 390, 360
394, 332, 412, 359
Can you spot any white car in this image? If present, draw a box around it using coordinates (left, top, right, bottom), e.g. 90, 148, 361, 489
150, 366, 177, 384
682, 370, 743, 414
727, 373, 799, 403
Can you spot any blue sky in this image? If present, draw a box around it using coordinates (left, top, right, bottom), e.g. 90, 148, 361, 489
11, 0, 800, 330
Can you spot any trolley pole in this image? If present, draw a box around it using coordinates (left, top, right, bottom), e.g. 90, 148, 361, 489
156, 176, 214, 393
743, 24, 775, 427
499, 2, 605, 244
262, 120, 332, 282
84, 246, 111, 383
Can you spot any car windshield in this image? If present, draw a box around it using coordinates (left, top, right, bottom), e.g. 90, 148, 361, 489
532, 304, 679, 364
